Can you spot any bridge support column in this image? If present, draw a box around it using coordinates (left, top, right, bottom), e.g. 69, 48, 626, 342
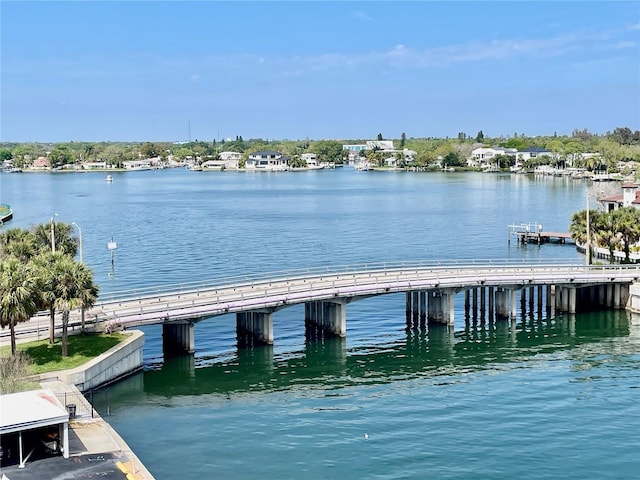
480, 287, 486, 321
510, 289, 518, 319
537, 285, 543, 318
495, 289, 509, 319
568, 287, 577, 314
613, 284, 621, 309
464, 290, 470, 319
163, 323, 195, 355
305, 300, 346, 338
237, 311, 274, 346
488, 287, 494, 320
428, 290, 455, 326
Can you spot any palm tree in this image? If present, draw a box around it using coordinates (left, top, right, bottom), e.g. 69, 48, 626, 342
52, 256, 99, 357
0, 228, 38, 262
611, 207, 640, 262
31, 221, 78, 257
569, 209, 602, 263
31, 252, 68, 344
0, 258, 39, 355
594, 211, 622, 263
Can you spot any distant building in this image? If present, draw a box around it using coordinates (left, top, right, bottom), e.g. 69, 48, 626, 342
31, 156, 50, 170
600, 184, 640, 212
245, 151, 289, 171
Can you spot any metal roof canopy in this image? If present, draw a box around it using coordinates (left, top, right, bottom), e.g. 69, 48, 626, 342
0, 389, 70, 467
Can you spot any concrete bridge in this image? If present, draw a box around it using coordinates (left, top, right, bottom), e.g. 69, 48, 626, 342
73, 260, 640, 354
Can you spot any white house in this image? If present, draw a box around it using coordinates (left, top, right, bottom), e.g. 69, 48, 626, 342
245, 150, 289, 171
468, 147, 517, 169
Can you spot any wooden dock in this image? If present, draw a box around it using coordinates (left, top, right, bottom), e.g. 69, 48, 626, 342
508, 223, 574, 245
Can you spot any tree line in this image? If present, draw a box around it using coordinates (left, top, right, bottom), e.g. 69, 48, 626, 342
0, 223, 99, 356
1, 126, 639, 171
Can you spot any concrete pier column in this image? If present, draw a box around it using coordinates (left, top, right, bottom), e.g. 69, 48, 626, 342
237, 311, 274, 346
537, 285, 543, 318
412, 291, 420, 326
613, 284, 621, 309
488, 286, 495, 320
607, 284, 614, 307
472, 288, 478, 318
568, 287, 577, 314
305, 300, 346, 338
495, 289, 508, 319
529, 286, 535, 313
428, 290, 455, 325
510, 289, 518, 319
416, 292, 427, 330
480, 287, 486, 320
405, 292, 412, 323
598, 285, 606, 307
163, 322, 195, 355
464, 290, 470, 319
419, 291, 427, 327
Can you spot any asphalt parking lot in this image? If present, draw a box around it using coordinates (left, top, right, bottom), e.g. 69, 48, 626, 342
0, 452, 129, 480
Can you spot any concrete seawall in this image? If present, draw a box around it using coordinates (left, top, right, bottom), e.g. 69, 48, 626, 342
28, 330, 144, 392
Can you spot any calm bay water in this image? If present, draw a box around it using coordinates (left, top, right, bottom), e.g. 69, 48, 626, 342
1, 169, 638, 479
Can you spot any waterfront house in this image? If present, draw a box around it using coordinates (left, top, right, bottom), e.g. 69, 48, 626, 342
600, 184, 640, 212
245, 151, 289, 171
219, 151, 242, 169
31, 156, 50, 170
517, 147, 553, 162
468, 147, 517, 169
82, 161, 109, 170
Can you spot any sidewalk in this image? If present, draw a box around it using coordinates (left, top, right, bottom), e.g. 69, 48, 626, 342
43, 380, 155, 479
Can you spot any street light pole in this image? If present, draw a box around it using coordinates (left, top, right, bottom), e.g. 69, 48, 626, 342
586, 194, 591, 266
72, 222, 83, 263
49, 213, 58, 253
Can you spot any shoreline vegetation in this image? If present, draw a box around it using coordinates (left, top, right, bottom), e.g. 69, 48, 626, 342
1, 127, 639, 176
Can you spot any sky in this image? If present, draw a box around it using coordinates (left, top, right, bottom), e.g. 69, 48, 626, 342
1, 1, 639, 143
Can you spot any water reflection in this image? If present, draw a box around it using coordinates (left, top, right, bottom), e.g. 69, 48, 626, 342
92, 311, 632, 413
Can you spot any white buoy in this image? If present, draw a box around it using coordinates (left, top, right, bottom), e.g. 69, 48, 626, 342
364, 433, 369, 440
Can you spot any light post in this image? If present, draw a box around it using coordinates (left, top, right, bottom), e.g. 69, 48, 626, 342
71, 222, 83, 263
586, 194, 591, 266
49, 213, 58, 252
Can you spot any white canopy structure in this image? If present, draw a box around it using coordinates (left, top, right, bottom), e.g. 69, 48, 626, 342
0, 389, 69, 468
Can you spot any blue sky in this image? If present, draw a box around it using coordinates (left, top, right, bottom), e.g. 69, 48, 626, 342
1, 1, 639, 142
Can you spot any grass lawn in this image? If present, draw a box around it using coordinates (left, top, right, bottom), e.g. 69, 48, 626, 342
0, 333, 128, 375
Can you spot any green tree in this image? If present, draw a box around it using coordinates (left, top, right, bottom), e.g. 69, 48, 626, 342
400, 133, 406, 148
611, 207, 640, 263
48, 144, 74, 167
0, 148, 12, 162
0, 258, 39, 355
570, 209, 601, 264
310, 140, 343, 164
32, 221, 78, 258
52, 256, 99, 357
476, 130, 484, 142
140, 142, 158, 158
0, 228, 38, 263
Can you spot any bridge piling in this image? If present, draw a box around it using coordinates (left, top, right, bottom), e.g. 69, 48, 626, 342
305, 300, 346, 338
162, 323, 195, 355
236, 311, 274, 346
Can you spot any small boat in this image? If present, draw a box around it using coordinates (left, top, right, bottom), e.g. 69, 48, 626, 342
0, 203, 13, 224
106, 175, 113, 183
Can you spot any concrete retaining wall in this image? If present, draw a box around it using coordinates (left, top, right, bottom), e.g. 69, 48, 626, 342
30, 330, 144, 392
626, 283, 640, 313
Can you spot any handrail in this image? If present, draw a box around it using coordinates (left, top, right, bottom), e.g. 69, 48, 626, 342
98, 258, 590, 302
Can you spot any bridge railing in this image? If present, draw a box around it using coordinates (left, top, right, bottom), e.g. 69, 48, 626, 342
95, 258, 598, 304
